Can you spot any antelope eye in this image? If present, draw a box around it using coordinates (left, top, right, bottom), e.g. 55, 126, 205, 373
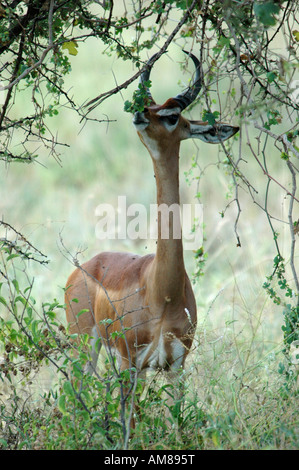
163, 114, 179, 125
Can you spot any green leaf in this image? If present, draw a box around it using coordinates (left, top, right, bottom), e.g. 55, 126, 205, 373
216, 35, 231, 50
80, 389, 93, 407
254, 2, 280, 27
77, 308, 90, 317
62, 41, 78, 56
107, 403, 116, 414
202, 110, 220, 126
45, 310, 56, 320
15, 295, 26, 306
124, 100, 132, 113
281, 152, 289, 161
12, 279, 19, 293
266, 71, 277, 83
6, 254, 19, 261
31, 319, 40, 339
124, 81, 152, 114
292, 30, 299, 42
63, 380, 75, 398
58, 395, 67, 415
278, 362, 285, 374
0, 438, 8, 448
61, 415, 69, 433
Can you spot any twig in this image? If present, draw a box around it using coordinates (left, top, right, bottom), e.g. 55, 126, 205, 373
254, 123, 299, 160
1, 44, 55, 92
48, 0, 55, 47
0, 219, 48, 261
83, 0, 199, 116
285, 159, 299, 302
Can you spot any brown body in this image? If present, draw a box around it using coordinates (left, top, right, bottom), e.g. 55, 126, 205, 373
65, 126, 198, 373
65, 250, 196, 372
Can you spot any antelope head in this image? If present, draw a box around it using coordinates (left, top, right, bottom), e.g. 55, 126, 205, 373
133, 51, 239, 156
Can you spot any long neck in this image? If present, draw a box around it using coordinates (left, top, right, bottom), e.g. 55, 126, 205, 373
149, 143, 186, 303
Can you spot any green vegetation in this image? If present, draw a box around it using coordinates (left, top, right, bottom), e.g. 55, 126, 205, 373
0, 0, 298, 450
0, 238, 297, 449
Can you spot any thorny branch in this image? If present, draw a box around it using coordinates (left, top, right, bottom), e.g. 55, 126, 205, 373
83, 0, 200, 115
185, 2, 298, 315
286, 158, 299, 304
0, 0, 162, 162
59, 235, 142, 441
0, 220, 48, 264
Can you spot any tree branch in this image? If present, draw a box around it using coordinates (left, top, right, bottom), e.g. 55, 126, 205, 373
83, 0, 200, 116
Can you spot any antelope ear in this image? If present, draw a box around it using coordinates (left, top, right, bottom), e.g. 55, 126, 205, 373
189, 121, 239, 143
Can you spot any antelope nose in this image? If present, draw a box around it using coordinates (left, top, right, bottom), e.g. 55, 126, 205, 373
133, 111, 149, 130
133, 111, 144, 124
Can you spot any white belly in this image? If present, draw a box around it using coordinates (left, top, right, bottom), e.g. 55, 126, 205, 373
136, 331, 185, 371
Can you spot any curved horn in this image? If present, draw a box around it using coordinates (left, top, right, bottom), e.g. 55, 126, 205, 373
174, 51, 202, 111
139, 53, 160, 104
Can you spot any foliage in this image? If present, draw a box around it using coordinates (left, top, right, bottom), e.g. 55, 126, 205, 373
124, 81, 153, 114
0, 234, 136, 449
0, 0, 298, 450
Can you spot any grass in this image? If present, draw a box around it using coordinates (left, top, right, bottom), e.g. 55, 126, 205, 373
0, 42, 298, 450
1, 315, 297, 450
